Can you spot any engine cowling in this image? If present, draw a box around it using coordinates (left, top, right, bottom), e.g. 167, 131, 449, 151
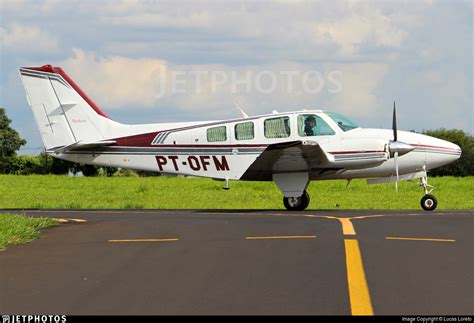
329, 138, 389, 169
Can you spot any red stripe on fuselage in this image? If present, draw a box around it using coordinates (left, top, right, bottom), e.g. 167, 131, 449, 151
114, 132, 159, 147
410, 144, 459, 151
149, 144, 269, 148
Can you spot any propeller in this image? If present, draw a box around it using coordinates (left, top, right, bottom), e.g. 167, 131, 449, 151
388, 101, 414, 191
392, 102, 397, 142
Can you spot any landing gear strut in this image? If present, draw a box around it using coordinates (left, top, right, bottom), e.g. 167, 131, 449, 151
283, 191, 310, 211
419, 175, 437, 211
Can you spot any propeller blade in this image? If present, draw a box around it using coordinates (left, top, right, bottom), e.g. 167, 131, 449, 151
392, 101, 397, 142
394, 151, 399, 192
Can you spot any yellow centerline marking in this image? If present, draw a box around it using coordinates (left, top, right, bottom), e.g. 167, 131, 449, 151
344, 239, 374, 316
351, 215, 386, 220
338, 218, 356, 235
246, 235, 317, 240
108, 238, 179, 243
386, 237, 455, 243
52, 218, 70, 223
300, 215, 358, 235
51, 218, 87, 223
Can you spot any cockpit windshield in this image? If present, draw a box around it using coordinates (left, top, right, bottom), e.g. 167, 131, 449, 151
326, 112, 360, 132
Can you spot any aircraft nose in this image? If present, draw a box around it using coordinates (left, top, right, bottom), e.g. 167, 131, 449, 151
420, 135, 462, 169
440, 139, 462, 161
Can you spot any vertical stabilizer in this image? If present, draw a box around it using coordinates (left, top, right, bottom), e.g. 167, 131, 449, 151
19, 64, 118, 150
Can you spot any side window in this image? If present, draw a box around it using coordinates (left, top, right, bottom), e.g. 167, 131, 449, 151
264, 116, 290, 138
207, 126, 227, 142
298, 114, 335, 136
235, 122, 254, 140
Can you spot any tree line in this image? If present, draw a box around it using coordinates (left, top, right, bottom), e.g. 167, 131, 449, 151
1, 107, 473, 177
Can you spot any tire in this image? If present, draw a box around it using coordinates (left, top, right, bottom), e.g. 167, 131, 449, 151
421, 194, 437, 211
283, 191, 310, 211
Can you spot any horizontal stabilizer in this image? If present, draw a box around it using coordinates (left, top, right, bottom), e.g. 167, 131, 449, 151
50, 140, 116, 153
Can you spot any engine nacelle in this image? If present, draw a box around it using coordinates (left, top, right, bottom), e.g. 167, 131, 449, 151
328, 138, 389, 170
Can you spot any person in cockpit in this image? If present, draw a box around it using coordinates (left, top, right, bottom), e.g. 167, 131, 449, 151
304, 116, 316, 136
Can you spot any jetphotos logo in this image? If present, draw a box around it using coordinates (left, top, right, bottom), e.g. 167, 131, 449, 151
1, 316, 66, 323
154, 66, 343, 98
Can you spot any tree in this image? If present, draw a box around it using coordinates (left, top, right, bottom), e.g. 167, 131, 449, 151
81, 164, 100, 177
423, 129, 474, 177
102, 166, 119, 177
0, 108, 27, 173
37, 152, 77, 175
5, 155, 42, 175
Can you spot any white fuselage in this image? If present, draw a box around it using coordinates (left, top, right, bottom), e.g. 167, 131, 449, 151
56, 110, 461, 181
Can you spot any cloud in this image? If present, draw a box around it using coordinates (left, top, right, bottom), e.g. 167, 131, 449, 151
0, 23, 60, 54
103, 12, 211, 29
325, 63, 389, 117
55, 49, 390, 124
56, 1, 411, 62
59, 49, 167, 109
313, 8, 406, 57
1, 0, 471, 140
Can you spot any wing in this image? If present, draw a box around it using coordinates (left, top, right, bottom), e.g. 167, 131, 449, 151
240, 140, 341, 181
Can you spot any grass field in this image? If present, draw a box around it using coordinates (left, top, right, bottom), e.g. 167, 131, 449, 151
0, 175, 472, 210
0, 213, 57, 251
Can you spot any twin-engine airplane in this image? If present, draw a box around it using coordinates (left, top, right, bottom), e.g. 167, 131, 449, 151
19, 65, 461, 211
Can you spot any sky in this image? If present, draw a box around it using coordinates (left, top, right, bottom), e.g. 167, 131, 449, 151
0, 0, 472, 154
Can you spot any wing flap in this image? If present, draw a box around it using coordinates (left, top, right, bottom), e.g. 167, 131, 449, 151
240, 140, 337, 181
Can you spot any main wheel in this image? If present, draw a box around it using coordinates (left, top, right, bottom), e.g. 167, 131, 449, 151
421, 194, 437, 211
283, 191, 310, 211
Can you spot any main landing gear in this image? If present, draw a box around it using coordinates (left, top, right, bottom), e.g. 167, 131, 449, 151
283, 191, 310, 211
273, 172, 311, 211
419, 175, 437, 211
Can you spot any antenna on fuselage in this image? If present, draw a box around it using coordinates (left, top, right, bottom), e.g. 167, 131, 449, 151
233, 102, 249, 118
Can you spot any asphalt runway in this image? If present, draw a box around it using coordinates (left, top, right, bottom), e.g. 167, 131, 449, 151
0, 209, 472, 315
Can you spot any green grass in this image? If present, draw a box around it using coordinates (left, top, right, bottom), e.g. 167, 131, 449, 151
0, 213, 57, 251
0, 175, 473, 210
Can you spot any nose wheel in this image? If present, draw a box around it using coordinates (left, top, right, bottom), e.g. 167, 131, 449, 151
421, 194, 437, 211
419, 174, 437, 211
283, 191, 310, 211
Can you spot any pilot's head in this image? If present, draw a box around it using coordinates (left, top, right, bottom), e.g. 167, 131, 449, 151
305, 116, 316, 127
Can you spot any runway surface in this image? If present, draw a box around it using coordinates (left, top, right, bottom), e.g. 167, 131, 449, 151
0, 209, 472, 315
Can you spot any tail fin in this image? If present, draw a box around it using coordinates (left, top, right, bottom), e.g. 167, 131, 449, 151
19, 64, 118, 150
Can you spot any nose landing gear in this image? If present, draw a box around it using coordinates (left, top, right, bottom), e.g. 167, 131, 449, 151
419, 175, 437, 211
421, 194, 437, 211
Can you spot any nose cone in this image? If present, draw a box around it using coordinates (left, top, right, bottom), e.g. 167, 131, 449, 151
389, 140, 415, 157
419, 134, 462, 169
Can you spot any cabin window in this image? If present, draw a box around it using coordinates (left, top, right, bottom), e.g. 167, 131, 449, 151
235, 122, 254, 140
297, 114, 335, 136
264, 116, 290, 138
207, 126, 227, 142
